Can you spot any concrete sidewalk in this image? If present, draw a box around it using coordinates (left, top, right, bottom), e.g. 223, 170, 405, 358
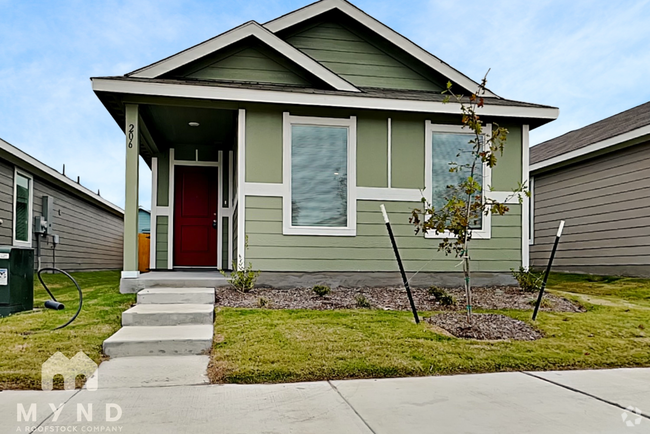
2, 368, 648, 434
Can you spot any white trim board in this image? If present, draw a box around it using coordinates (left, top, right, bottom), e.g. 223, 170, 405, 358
92, 78, 559, 121
530, 124, 650, 173
521, 124, 530, 268
264, 0, 496, 97
245, 182, 284, 196
12, 168, 33, 248
237, 109, 247, 265
356, 187, 421, 202
128, 21, 359, 92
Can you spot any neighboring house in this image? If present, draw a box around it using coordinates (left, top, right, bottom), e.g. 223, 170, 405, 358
138, 207, 151, 234
530, 101, 650, 277
0, 138, 124, 271
91, 0, 558, 291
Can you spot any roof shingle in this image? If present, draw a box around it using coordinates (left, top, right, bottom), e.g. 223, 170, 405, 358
530, 101, 650, 165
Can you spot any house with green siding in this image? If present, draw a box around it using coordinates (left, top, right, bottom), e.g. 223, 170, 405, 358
92, 0, 559, 292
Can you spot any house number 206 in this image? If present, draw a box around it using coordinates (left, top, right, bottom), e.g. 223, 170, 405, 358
127, 124, 134, 148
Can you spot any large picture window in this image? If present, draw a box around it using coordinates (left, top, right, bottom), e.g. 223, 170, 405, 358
283, 114, 356, 236
13, 170, 33, 246
425, 122, 492, 239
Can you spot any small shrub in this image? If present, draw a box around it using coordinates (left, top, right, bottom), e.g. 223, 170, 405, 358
257, 297, 271, 308
511, 267, 543, 292
312, 285, 331, 297
428, 286, 456, 306
428, 286, 446, 298
354, 294, 371, 309
221, 256, 260, 293
528, 298, 552, 309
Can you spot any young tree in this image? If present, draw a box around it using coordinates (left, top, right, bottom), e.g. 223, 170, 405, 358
410, 71, 527, 323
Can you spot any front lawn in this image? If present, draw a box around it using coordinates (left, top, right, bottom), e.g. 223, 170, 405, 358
0, 271, 134, 390
210, 273, 650, 383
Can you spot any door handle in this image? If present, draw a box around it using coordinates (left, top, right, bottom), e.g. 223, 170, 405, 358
212, 220, 218, 229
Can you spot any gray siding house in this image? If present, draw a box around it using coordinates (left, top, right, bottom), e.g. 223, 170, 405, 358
0, 138, 124, 271
530, 101, 650, 277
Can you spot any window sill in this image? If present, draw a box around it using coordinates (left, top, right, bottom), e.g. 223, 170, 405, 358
282, 226, 356, 236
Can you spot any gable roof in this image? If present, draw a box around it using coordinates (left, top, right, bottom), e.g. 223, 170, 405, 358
530, 101, 650, 172
93, 0, 559, 127
128, 21, 360, 92
0, 138, 123, 216
264, 0, 496, 97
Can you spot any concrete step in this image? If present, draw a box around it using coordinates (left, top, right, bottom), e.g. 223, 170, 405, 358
122, 304, 214, 326
103, 325, 213, 358
137, 287, 215, 305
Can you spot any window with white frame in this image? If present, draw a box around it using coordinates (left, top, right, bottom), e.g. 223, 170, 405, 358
425, 122, 492, 239
283, 114, 356, 236
13, 170, 33, 246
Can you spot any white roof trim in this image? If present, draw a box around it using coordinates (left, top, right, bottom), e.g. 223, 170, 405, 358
92, 77, 559, 121
129, 21, 360, 93
530, 124, 650, 173
264, 0, 496, 97
0, 138, 124, 215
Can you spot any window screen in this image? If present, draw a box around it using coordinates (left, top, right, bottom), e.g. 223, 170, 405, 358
432, 133, 483, 229
15, 173, 31, 242
291, 125, 348, 227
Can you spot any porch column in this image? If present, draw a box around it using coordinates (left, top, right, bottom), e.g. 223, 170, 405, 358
123, 104, 140, 278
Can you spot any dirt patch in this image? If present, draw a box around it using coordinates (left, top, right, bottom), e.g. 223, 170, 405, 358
428, 313, 543, 340
215, 286, 583, 313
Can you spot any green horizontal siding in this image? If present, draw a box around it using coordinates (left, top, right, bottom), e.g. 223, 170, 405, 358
244, 197, 521, 273
156, 216, 169, 269
286, 22, 441, 91
187, 47, 311, 86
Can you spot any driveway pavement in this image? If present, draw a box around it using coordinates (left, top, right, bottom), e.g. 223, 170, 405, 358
1, 368, 648, 433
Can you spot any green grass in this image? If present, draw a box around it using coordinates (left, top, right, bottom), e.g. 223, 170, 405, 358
0, 271, 134, 390
210, 273, 650, 384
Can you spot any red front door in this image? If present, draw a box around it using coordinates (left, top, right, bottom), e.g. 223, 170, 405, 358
174, 166, 219, 267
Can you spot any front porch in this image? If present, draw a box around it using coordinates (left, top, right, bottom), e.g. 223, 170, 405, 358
112, 100, 242, 292
119, 270, 229, 293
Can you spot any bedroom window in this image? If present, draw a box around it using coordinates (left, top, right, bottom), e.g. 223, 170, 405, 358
283, 114, 356, 236
425, 122, 492, 239
13, 170, 33, 247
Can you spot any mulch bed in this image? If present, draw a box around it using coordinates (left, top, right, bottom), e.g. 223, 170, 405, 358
427, 313, 543, 341
215, 286, 583, 313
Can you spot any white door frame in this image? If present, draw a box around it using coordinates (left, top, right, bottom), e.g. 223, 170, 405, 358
168, 149, 223, 269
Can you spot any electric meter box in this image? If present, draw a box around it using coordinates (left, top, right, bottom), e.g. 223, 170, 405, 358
0, 246, 34, 318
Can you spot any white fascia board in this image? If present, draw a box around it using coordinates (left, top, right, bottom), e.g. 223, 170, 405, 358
92, 78, 559, 121
129, 21, 360, 93
0, 138, 124, 215
530, 124, 650, 173
264, 0, 496, 97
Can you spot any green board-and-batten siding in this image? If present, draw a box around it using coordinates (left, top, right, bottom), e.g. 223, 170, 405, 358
244, 197, 521, 272
285, 22, 442, 91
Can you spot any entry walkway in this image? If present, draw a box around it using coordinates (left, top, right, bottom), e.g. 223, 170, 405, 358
2, 368, 648, 433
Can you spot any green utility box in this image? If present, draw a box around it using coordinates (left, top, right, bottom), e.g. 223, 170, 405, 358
0, 246, 34, 318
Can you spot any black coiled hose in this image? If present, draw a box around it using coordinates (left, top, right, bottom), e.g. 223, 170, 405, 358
38, 267, 83, 330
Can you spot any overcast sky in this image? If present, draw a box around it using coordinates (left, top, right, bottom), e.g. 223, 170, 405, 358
1, 0, 649, 210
